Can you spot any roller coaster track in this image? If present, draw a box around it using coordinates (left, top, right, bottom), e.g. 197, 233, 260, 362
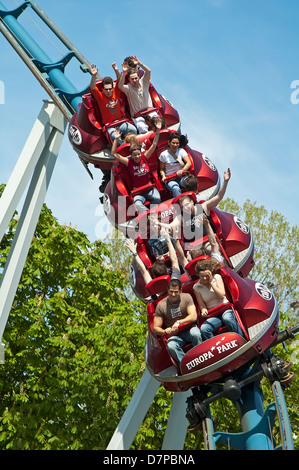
0, 0, 298, 451
0, 0, 97, 119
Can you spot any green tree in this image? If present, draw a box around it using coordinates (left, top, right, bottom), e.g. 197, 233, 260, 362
219, 198, 299, 320
0, 195, 147, 449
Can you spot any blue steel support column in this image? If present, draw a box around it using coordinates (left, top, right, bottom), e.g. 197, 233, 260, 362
236, 380, 273, 450
213, 379, 276, 450
0, 1, 82, 112
271, 381, 294, 449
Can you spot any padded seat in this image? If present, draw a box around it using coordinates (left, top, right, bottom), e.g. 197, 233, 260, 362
132, 106, 159, 118
184, 254, 209, 277
145, 275, 171, 296
130, 181, 156, 197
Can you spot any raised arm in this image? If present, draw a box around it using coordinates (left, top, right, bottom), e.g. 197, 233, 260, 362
211, 275, 227, 300
118, 61, 129, 92
125, 239, 152, 285
172, 224, 188, 268
160, 227, 179, 273
131, 56, 151, 81
202, 168, 231, 215
89, 64, 98, 90
144, 118, 162, 159
112, 62, 121, 80
111, 129, 129, 166
149, 212, 182, 234
200, 214, 222, 257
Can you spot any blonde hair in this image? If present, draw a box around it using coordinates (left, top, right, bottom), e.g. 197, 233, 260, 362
124, 132, 138, 145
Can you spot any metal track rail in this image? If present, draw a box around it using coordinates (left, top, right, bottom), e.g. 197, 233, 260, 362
0, 0, 99, 119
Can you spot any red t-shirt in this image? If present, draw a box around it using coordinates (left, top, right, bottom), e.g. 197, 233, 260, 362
128, 155, 151, 188
91, 82, 122, 124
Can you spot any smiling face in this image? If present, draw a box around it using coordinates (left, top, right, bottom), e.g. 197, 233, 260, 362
168, 285, 181, 303
131, 148, 142, 163
168, 136, 180, 154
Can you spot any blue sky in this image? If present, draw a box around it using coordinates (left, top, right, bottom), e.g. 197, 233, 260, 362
0, 0, 298, 243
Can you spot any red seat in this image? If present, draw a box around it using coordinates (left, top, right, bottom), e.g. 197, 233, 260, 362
135, 236, 154, 269
145, 275, 171, 296
209, 208, 223, 237
171, 190, 196, 206
112, 161, 156, 203
130, 181, 156, 197
184, 254, 209, 277
93, 79, 131, 126
132, 106, 159, 119
219, 268, 240, 303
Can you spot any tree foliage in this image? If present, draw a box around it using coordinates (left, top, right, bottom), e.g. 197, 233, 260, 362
0, 185, 298, 449
0, 190, 147, 449
219, 198, 299, 320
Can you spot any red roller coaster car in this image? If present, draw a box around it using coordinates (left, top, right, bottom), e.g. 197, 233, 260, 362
128, 191, 254, 302
145, 263, 279, 392
68, 78, 180, 172
103, 131, 220, 234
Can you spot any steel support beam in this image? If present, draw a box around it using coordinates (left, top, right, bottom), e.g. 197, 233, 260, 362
0, 100, 67, 341
162, 389, 191, 450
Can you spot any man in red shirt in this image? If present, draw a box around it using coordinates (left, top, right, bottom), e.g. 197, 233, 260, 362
89, 64, 136, 143
111, 120, 162, 213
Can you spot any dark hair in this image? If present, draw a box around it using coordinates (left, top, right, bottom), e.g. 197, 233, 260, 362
183, 175, 198, 192
152, 260, 167, 278
123, 56, 136, 67
168, 132, 188, 147
168, 278, 182, 291
168, 132, 180, 143
127, 67, 139, 77
102, 76, 114, 87
179, 134, 188, 147
178, 194, 194, 207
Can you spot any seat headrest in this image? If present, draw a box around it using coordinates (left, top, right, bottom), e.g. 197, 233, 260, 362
184, 255, 210, 276
145, 275, 171, 296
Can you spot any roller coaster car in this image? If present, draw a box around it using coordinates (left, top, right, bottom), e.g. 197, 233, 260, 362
145, 264, 279, 392
129, 193, 254, 302
103, 132, 220, 232
68, 78, 180, 171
